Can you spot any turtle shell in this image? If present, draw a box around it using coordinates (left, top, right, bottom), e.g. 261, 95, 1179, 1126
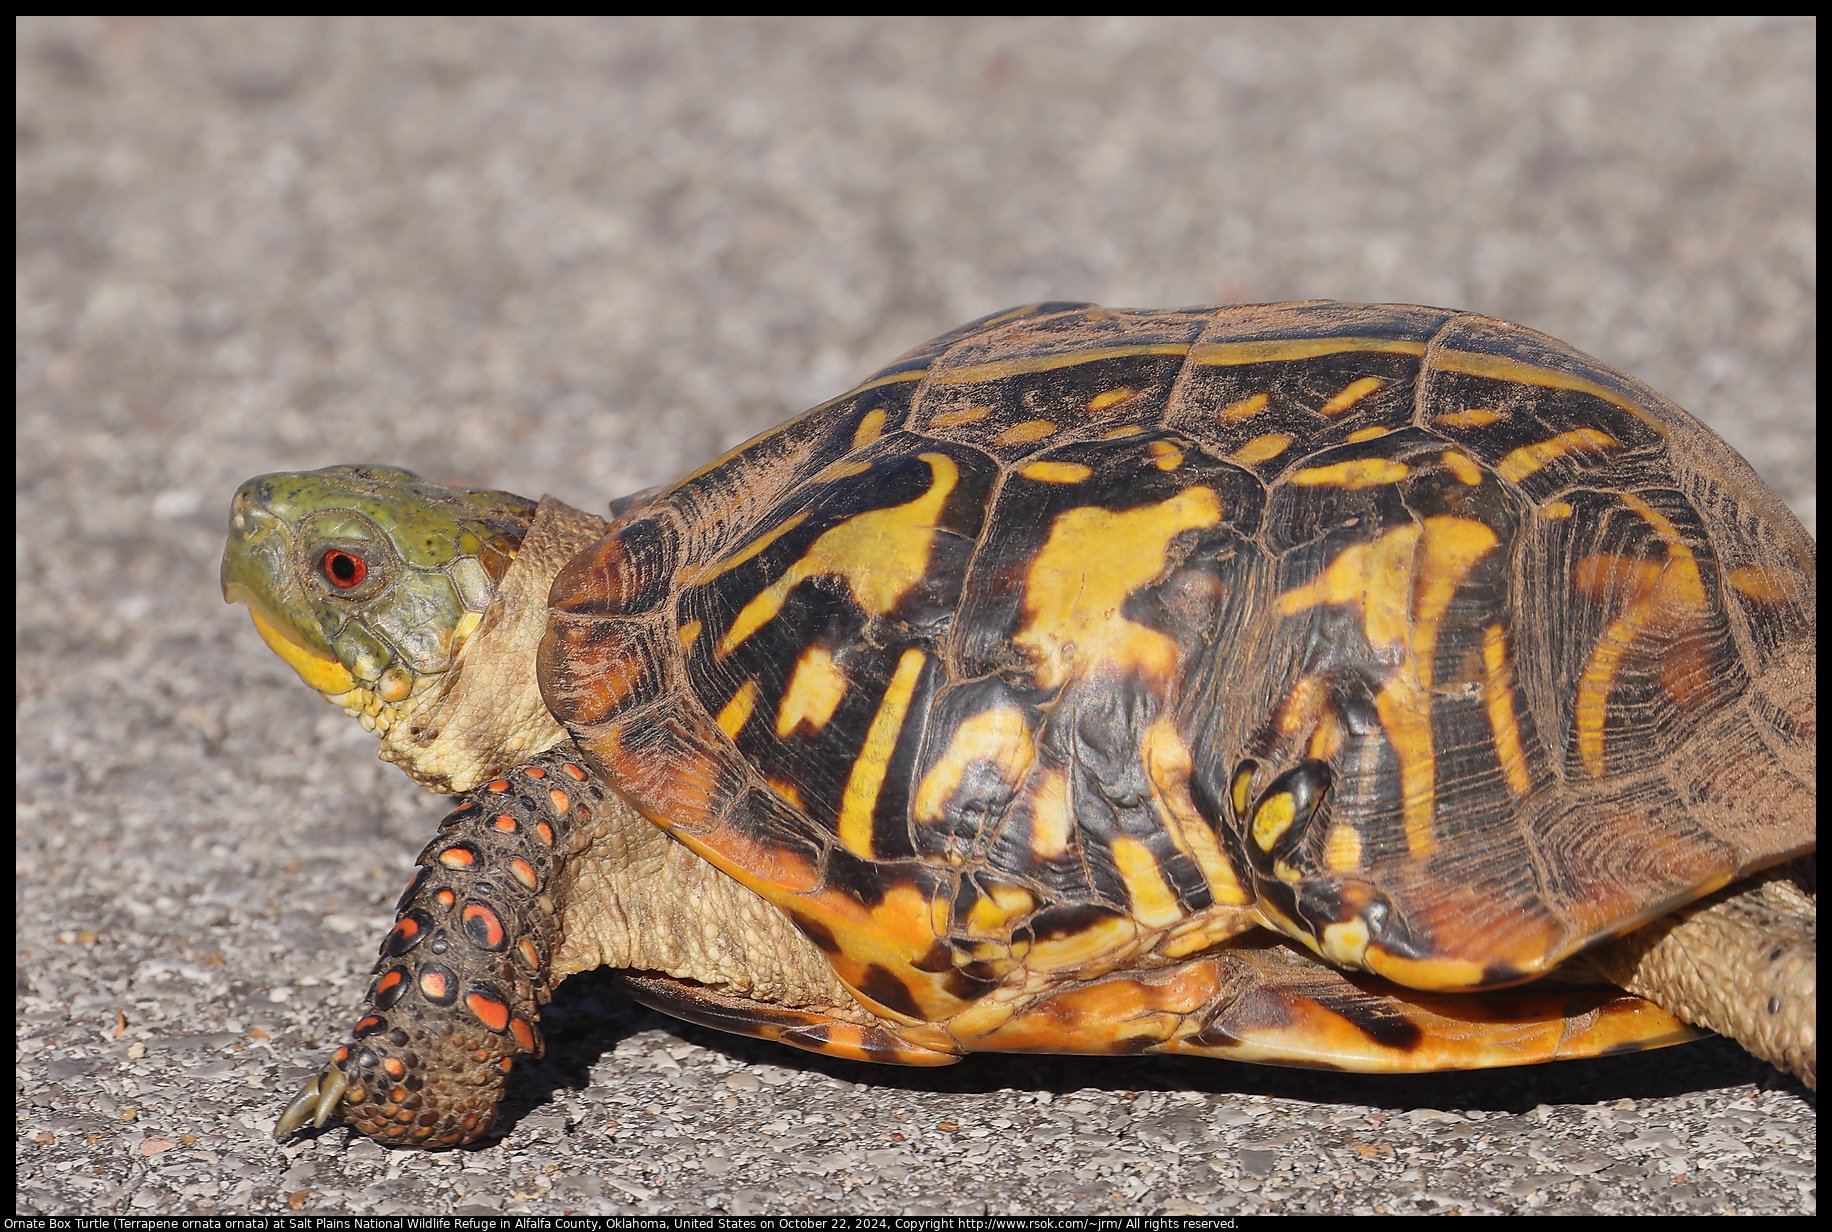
539, 302, 1814, 1044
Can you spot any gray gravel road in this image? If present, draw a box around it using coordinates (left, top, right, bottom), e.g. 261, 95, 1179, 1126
16, 16, 1814, 1217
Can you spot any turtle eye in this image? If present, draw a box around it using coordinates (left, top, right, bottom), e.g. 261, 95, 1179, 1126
322, 548, 369, 589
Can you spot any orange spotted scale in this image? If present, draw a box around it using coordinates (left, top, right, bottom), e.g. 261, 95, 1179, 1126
231, 303, 1813, 1149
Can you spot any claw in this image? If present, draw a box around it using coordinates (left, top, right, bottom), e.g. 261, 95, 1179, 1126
274, 1065, 351, 1140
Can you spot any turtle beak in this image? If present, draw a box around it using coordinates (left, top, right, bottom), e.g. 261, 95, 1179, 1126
222, 482, 359, 696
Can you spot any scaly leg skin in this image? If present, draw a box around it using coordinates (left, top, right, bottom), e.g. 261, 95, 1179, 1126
1586, 858, 1816, 1090
274, 748, 605, 1146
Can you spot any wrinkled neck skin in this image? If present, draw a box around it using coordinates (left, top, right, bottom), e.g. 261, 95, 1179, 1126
378, 494, 859, 1015
376, 495, 606, 795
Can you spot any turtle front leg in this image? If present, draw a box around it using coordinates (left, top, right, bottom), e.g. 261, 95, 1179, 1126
275, 748, 606, 1146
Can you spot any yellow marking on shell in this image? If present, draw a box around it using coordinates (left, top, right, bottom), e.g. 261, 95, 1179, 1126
1725, 565, 1795, 605
767, 777, 804, 810
1022, 913, 1140, 974
776, 644, 847, 736
994, 420, 1060, 446
1318, 376, 1384, 417
936, 344, 1191, 386
1347, 426, 1391, 443
678, 619, 703, 651
1277, 676, 1329, 738
1028, 770, 1074, 857
1280, 518, 1500, 855
1148, 440, 1185, 471
1544, 500, 1573, 519
1322, 822, 1362, 873
1722, 568, 1795, 605
1193, 337, 1426, 366
1306, 709, 1343, 762
963, 881, 1036, 937
715, 679, 759, 740
942, 980, 1038, 1044
1319, 916, 1373, 966
1160, 932, 1217, 959
1433, 348, 1668, 433
1290, 458, 1410, 490
1016, 486, 1223, 691
1110, 836, 1186, 928
812, 458, 875, 484
914, 706, 1036, 828
836, 647, 927, 858
1278, 525, 1423, 647
1571, 494, 1711, 776
851, 407, 888, 450
930, 892, 952, 946
1363, 950, 1488, 990
1158, 910, 1261, 959
250, 610, 357, 696
1087, 388, 1137, 413
1495, 428, 1620, 484
1141, 718, 1249, 906
719, 453, 958, 658
1019, 461, 1093, 484
1250, 789, 1298, 854
1220, 393, 1271, 424
802, 880, 955, 1022
1230, 432, 1292, 467
1385, 517, 1501, 853
1229, 763, 1256, 822
686, 510, 812, 588
1441, 451, 1483, 486
1481, 624, 1532, 798
929, 405, 992, 429
1433, 406, 1506, 429
1102, 424, 1145, 439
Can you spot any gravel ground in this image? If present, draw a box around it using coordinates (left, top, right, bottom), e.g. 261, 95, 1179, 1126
15, 16, 1814, 1217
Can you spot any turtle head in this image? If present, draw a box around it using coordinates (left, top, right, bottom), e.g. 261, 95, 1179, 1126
222, 465, 539, 741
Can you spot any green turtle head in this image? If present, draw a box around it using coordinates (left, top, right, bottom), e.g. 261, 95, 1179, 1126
222, 464, 539, 737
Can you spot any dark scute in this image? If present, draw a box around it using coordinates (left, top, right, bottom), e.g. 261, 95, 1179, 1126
1479, 961, 1532, 987
789, 911, 843, 956
1318, 981, 1427, 1052
856, 963, 925, 1021
459, 904, 510, 953
393, 866, 435, 914
941, 962, 1002, 1002
383, 909, 434, 957
371, 968, 409, 1012
910, 938, 959, 974
1028, 902, 1130, 944
822, 846, 946, 914
1261, 760, 1333, 865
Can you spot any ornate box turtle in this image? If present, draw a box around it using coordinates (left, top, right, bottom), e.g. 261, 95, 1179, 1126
222, 303, 1815, 1148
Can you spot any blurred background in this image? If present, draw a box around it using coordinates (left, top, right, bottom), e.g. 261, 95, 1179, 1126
16, 16, 1815, 1217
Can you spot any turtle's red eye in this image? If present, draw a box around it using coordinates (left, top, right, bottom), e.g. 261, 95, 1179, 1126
323, 549, 368, 588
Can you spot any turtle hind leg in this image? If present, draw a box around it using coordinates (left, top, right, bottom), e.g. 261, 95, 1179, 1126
275, 748, 605, 1146
1580, 858, 1815, 1090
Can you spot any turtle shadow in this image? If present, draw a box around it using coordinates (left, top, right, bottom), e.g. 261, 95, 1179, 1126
495, 968, 1812, 1139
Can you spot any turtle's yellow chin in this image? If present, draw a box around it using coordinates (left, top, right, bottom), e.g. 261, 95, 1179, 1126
250, 610, 357, 696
